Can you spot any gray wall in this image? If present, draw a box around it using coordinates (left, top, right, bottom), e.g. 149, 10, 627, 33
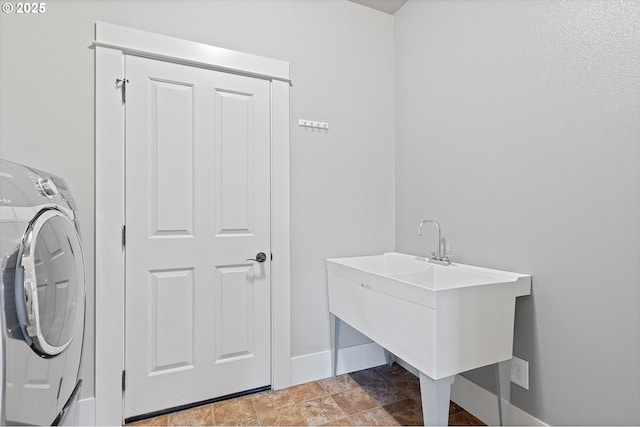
0, 0, 395, 399
395, 0, 640, 425
6, 1, 638, 424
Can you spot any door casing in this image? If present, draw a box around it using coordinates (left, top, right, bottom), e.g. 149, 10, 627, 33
94, 22, 291, 425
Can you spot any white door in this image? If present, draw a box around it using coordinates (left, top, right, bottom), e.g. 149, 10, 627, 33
123, 55, 272, 418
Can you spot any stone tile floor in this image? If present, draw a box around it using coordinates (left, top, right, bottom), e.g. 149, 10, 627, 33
129, 364, 485, 426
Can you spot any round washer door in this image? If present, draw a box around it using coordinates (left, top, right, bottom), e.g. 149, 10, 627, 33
18, 208, 85, 356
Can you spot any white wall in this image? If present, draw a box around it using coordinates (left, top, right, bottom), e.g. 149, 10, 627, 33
0, 0, 395, 400
395, 0, 640, 425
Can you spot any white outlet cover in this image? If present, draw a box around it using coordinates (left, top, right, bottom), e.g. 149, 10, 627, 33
511, 356, 529, 390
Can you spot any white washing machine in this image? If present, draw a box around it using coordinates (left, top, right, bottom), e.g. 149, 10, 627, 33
0, 159, 85, 425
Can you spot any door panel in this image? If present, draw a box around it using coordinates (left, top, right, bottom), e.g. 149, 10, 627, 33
150, 80, 194, 236
215, 89, 254, 233
148, 268, 194, 375
214, 265, 254, 362
124, 55, 271, 418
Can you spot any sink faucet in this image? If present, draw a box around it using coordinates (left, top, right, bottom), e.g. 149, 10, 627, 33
417, 219, 451, 266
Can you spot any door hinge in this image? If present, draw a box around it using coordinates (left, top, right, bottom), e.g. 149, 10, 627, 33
116, 78, 129, 103
122, 225, 126, 247
122, 370, 126, 392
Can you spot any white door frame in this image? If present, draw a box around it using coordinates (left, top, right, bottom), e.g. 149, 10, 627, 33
94, 22, 291, 425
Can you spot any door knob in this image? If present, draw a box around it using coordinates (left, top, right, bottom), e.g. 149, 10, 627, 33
247, 252, 267, 263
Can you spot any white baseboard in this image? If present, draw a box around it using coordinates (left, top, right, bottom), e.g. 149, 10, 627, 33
78, 397, 96, 425
450, 375, 548, 426
393, 358, 546, 426
290, 342, 387, 386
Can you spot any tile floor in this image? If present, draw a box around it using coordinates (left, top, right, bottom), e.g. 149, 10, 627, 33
129, 364, 485, 426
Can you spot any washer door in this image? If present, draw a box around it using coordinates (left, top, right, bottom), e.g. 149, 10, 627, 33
17, 209, 85, 356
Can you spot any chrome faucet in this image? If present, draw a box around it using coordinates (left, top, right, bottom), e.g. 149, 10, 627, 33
417, 219, 451, 265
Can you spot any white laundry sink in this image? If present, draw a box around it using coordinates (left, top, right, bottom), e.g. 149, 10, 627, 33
326, 252, 531, 425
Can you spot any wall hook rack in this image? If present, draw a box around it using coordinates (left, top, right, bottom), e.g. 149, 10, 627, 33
299, 119, 329, 131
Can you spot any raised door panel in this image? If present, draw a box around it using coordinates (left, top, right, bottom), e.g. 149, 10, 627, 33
215, 89, 254, 235
148, 269, 194, 375
214, 265, 254, 363
149, 80, 194, 237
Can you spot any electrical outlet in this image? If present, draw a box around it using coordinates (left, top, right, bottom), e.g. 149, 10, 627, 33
511, 356, 529, 390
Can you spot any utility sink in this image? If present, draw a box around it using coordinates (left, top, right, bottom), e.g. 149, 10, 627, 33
326, 252, 531, 426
